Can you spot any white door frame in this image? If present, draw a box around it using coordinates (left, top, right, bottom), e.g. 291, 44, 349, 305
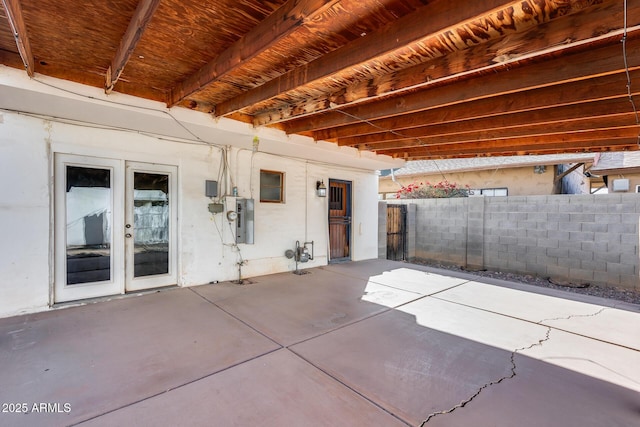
54, 154, 125, 302
54, 154, 178, 303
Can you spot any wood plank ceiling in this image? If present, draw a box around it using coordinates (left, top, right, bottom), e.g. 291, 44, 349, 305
1, 0, 639, 159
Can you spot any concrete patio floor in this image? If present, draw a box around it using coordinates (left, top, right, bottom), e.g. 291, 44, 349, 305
1, 259, 639, 426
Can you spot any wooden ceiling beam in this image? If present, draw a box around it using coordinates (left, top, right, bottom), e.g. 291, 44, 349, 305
0, 47, 25, 69
406, 144, 638, 160
377, 128, 640, 157
284, 35, 640, 135
314, 70, 640, 141
167, 0, 342, 107
385, 142, 638, 159
1, 0, 34, 76
105, 0, 161, 94
339, 99, 638, 147
215, 0, 572, 117
255, 0, 637, 126
360, 115, 638, 151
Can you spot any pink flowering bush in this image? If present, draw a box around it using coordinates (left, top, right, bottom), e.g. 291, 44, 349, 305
395, 181, 471, 199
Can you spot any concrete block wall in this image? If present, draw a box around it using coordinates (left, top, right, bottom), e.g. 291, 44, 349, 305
378, 201, 387, 259
390, 198, 469, 266
406, 204, 417, 260
386, 194, 639, 290
466, 197, 485, 270
484, 194, 640, 288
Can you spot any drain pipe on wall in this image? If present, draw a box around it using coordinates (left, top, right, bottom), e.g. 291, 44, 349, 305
305, 162, 308, 241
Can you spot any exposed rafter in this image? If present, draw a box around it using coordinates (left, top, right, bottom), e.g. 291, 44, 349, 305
284, 36, 640, 135
387, 138, 639, 159
105, 0, 161, 94
313, 72, 640, 142
1, 0, 34, 76
339, 100, 638, 148
254, 0, 634, 126
2, 0, 638, 160
358, 115, 638, 153
213, 0, 527, 117
167, 0, 342, 107
378, 128, 639, 157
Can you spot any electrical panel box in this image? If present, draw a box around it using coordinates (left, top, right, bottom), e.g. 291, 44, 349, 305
208, 203, 224, 214
612, 179, 629, 192
205, 180, 218, 197
236, 198, 254, 244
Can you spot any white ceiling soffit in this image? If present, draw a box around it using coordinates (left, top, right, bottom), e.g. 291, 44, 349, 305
0, 66, 404, 171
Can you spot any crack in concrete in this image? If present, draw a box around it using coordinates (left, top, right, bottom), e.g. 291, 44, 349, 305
537, 307, 608, 325
419, 306, 608, 425
419, 327, 552, 425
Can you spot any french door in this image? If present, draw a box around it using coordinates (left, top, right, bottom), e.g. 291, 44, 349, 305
54, 154, 177, 303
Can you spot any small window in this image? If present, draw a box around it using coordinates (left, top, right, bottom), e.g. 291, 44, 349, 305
260, 170, 284, 203
329, 185, 343, 210
636, 185, 640, 193
480, 188, 508, 197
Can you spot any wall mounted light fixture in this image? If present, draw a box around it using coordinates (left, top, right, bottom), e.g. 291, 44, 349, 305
316, 180, 327, 197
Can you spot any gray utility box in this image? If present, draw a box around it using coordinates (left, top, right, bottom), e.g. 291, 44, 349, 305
205, 180, 218, 197
236, 198, 254, 244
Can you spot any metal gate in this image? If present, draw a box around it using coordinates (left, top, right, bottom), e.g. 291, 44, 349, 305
386, 204, 407, 261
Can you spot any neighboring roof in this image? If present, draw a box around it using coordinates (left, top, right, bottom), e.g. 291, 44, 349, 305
591, 152, 640, 174
380, 154, 595, 177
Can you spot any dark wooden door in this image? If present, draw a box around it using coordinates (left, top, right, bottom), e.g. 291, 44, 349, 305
328, 180, 351, 261
386, 204, 407, 261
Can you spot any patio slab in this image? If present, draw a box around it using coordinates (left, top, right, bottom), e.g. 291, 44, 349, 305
435, 281, 640, 350
364, 267, 469, 296
292, 293, 640, 426
291, 308, 517, 426
77, 349, 407, 427
0, 289, 279, 427
1, 260, 638, 426
398, 296, 640, 392
193, 267, 423, 346
423, 353, 640, 427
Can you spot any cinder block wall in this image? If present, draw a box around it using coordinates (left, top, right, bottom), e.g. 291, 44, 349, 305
378, 201, 387, 259
386, 194, 639, 289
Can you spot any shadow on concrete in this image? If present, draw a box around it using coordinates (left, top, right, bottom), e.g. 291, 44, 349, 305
0, 259, 638, 426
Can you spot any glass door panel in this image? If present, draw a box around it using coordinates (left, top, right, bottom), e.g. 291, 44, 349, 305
54, 155, 124, 302
133, 172, 169, 277
65, 166, 112, 284
125, 163, 177, 291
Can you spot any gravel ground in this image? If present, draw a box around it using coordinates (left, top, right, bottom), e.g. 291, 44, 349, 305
410, 259, 640, 306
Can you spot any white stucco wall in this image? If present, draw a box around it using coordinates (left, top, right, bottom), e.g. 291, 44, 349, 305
0, 113, 51, 316
0, 106, 380, 318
